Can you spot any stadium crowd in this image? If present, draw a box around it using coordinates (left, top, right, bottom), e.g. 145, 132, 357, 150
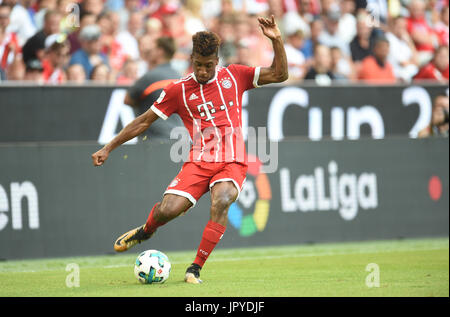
0, 0, 448, 85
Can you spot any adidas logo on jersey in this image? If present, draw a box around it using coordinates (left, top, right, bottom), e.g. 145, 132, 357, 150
189, 93, 199, 100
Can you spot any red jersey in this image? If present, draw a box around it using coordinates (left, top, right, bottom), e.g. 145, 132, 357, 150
358, 56, 396, 84
406, 17, 435, 52
42, 59, 64, 84
434, 21, 449, 46
0, 32, 20, 70
414, 62, 449, 81
150, 64, 261, 164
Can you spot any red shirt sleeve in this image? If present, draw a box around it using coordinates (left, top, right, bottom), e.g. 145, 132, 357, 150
150, 82, 180, 120
414, 63, 437, 80
443, 66, 449, 80
227, 64, 261, 93
406, 18, 414, 34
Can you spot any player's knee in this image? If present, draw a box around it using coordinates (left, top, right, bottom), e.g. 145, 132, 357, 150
211, 190, 237, 213
156, 200, 180, 222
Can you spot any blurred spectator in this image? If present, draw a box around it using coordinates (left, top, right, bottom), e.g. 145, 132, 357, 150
318, 5, 350, 57
24, 58, 44, 82
151, 0, 181, 35
69, 24, 109, 79
386, 16, 419, 82
240, 0, 270, 15
116, 10, 143, 61
320, 0, 339, 16
3, 0, 36, 46
217, 17, 237, 66
199, 0, 221, 21
282, 3, 311, 40
90, 62, 111, 82
144, 17, 163, 40
124, 36, 182, 139
245, 13, 274, 67
34, 0, 57, 31
304, 44, 335, 85
428, 0, 449, 23
338, 0, 357, 44
356, 0, 388, 25
82, 0, 105, 18
42, 33, 70, 83
301, 17, 323, 60
418, 94, 449, 138
67, 12, 97, 54
97, 10, 124, 79
413, 45, 449, 82
22, 9, 61, 65
298, 0, 316, 23
268, 0, 283, 20
434, 5, 449, 46
235, 13, 251, 44
406, 0, 438, 65
234, 39, 253, 66
116, 58, 138, 84
0, 2, 22, 80
330, 46, 354, 80
215, 0, 236, 21
117, 0, 140, 32
154, 3, 193, 73
350, 12, 374, 63
125, 36, 178, 111
183, 0, 206, 36
136, 34, 152, 76
0, 0, 446, 85
388, 0, 403, 17
66, 63, 86, 83
105, 0, 125, 12
283, 28, 306, 82
358, 36, 396, 83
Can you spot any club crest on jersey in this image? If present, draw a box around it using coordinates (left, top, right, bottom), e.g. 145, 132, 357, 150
220, 77, 232, 89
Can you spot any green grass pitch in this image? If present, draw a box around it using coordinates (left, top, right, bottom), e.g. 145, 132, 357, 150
0, 237, 448, 297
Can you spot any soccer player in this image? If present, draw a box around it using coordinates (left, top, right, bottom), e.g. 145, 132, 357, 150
91, 15, 288, 284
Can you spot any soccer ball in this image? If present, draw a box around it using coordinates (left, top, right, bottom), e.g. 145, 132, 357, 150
134, 250, 171, 284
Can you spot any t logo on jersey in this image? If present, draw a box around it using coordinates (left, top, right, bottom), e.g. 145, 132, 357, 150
197, 102, 216, 122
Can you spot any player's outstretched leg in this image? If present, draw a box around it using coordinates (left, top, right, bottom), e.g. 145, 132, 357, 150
185, 182, 237, 284
114, 194, 192, 252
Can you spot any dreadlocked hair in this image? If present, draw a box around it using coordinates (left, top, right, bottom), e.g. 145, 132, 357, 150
192, 31, 221, 57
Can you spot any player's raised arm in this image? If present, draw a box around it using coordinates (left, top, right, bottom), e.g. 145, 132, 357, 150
91, 109, 160, 166
257, 15, 289, 85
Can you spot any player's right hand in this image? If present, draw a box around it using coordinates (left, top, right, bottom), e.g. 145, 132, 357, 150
92, 148, 109, 166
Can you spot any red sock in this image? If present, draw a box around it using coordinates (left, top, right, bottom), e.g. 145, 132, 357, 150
144, 203, 166, 234
193, 220, 226, 268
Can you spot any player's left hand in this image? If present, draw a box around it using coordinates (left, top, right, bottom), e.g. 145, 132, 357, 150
258, 15, 282, 40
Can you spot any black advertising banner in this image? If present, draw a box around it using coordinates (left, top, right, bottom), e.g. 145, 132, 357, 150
0, 84, 447, 143
0, 137, 448, 260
